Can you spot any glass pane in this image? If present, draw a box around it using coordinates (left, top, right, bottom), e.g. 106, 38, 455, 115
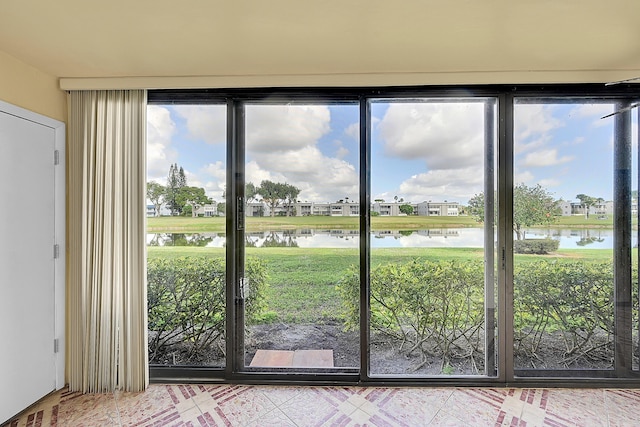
243, 103, 360, 372
146, 104, 227, 367
369, 99, 497, 376
513, 100, 617, 373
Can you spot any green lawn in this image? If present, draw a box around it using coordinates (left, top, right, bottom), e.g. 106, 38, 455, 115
148, 245, 621, 324
147, 215, 482, 232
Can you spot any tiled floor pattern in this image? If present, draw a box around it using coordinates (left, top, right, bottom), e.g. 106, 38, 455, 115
4, 384, 640, 426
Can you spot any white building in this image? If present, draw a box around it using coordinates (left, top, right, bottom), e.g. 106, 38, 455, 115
415, 201, 459, 217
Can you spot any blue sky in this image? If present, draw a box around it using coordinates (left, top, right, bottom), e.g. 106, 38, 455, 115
147, 101, 637, 206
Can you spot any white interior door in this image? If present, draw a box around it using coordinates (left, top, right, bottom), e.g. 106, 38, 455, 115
0, 105, 64, 423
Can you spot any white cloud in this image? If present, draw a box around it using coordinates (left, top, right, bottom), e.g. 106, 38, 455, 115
569, 103, 617, 128
345, 122, 359, 140
146, 105, 178, 183
250, 145, 359, 202
514, 104, 564, 145
245, 160, 286, 188
395, 166, 485, 203
204, 161, 226, 181
377, 103, 485, 170
173, 105, 226, 144
201, 161, 226, 199
538, 178, 561, 188
569, 103, 613, 119
335, 144, 349, 159
514, 170, 535, 184
521, 149, 574, 167
246, 105, 331, 153
514, 135, 551, 154
242, 105, 359, 202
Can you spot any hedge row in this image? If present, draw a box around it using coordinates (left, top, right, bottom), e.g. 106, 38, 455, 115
514, 238, 559, 254
147, 256, 267, 363
148, 255, 633, 368
338, 259, 631, 367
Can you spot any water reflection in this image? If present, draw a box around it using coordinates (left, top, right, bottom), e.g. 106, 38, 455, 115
148, 228, 629, 249
147, 233, 226, 247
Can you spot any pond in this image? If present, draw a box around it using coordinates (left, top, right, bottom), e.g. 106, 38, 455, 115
147, 228, 633, 249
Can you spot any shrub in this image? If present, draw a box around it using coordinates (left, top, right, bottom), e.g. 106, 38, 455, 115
147, 256, 267, 364
338, 258, 627, 370
513, 260, 613, 360
514, 238, 559, 254
338, 259, 485, 368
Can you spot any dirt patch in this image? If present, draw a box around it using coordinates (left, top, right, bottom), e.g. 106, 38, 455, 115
152, 323, 637, 374
246, 323, 485, 375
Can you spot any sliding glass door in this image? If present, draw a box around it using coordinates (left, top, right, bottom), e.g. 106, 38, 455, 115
239, 102, 360, 374
146, 87, 640, 385
146, 104, 228, 369
368, 98, 498, 377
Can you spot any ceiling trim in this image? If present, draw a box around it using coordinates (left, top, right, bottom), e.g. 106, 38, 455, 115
59, 70, 640, 91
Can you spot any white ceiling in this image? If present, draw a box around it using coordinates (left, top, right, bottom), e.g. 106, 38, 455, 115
2, 0, 640, 85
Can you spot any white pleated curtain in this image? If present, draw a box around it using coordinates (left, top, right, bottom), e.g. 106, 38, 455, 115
67, 90, 148, 392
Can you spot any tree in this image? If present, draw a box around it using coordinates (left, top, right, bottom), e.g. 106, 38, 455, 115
216, 202, 226, 216
245, 182, 258, 203
255, 181, 301, 217
575, 193, 601, 219
513, 184, 560, 239
176, 186, 212, 217
467, 193, 487, 223
166, 163, 187, 215
469, 183, 560, 240
399, 203, 414, 215
146, 181, 166, 217
257, 180, 285, 217
282, 183, 300, 217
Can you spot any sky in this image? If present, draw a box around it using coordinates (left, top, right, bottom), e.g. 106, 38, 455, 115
147, 100, 638, 206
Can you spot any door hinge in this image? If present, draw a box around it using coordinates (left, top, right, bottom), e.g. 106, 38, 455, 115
54, 150, 60, 165
54, 338, 59, 353
54, 244, 60, 259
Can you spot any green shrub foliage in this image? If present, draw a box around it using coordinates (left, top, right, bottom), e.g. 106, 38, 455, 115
513, 238, 559, 254
338, 259, 623, 369
147, 256, 267, 364
513, 260, 614, 360
339, 259, 485, 368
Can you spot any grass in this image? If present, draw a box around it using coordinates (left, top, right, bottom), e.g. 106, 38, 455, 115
148, 215, 483, 232
148, 245, 621, 324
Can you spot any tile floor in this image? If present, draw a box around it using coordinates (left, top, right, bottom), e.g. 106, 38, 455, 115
4, 384, 640, 426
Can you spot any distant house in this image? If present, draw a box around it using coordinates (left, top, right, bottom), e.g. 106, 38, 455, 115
372, 202, 400, 216
197, 203, 219, 217
557, 201, 572, 216
246, 200, 458, 217
415, 201, 459, 217
565, 200, 613, 217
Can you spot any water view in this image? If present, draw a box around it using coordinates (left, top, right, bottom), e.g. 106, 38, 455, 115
147, 227, 629, 249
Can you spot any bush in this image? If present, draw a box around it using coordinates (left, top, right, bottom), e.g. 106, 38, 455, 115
338, 258, 629, 370
513, 260, 613, 360
338, 259, 485, 368
147, 256, 267, 364
513, 239, 560, 255
514, 238, 559, 254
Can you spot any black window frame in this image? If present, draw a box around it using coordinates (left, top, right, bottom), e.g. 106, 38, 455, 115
148, 84, 640, 387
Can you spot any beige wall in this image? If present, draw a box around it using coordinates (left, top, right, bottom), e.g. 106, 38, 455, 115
0, 50, 65, 122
